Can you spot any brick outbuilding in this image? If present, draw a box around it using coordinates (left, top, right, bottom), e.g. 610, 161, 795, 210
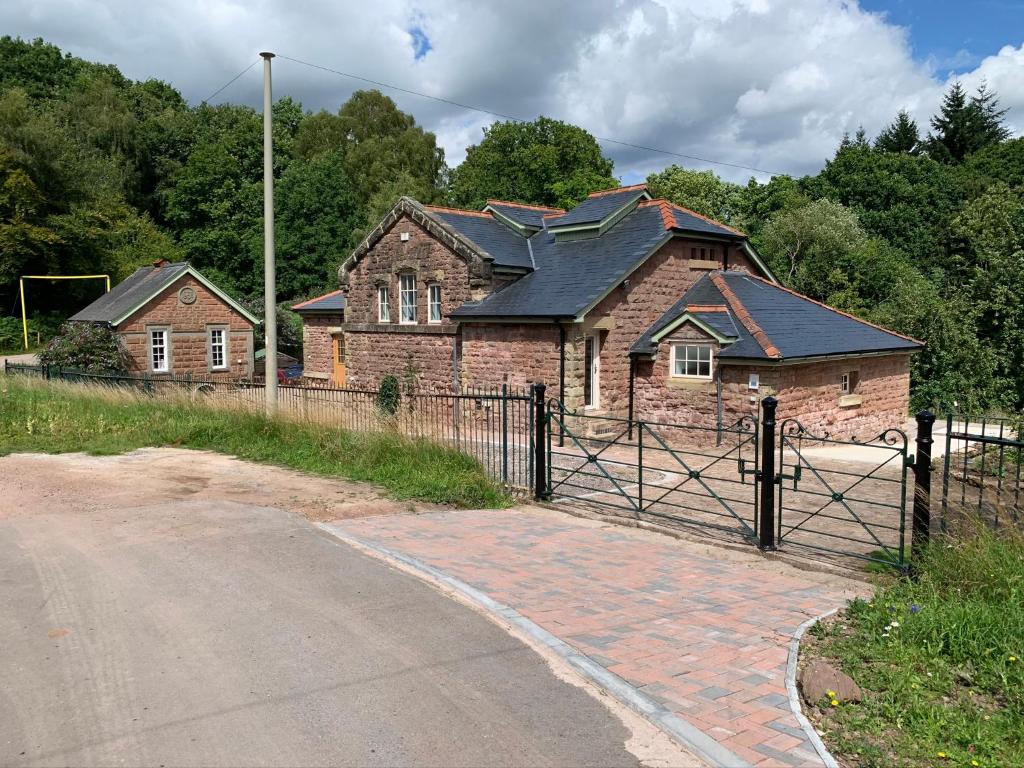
300, 185, 922, 439
70, 260, 258, 379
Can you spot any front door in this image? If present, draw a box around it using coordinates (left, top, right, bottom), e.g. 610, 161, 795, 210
584, 334, 600, 409
331, 335, 347, 387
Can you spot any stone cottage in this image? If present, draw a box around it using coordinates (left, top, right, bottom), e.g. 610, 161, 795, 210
301, 185, 922, 439
70, 260, 258, 379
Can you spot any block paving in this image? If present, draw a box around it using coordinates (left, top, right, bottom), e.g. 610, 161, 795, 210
335, 506, 868, 767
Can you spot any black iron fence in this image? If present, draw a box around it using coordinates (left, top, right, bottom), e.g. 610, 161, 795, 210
3, 362, 534, 491
9, 360, 1022, 569
941, 413, 1023, 530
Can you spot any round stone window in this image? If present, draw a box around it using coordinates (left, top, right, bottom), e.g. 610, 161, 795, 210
178, 286, 197, 305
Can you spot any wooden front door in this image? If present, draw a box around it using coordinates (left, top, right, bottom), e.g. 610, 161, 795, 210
331, 335, 347, 387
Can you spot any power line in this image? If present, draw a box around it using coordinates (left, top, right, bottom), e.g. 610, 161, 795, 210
277, 53, 787, 177
203, 60, 259, 104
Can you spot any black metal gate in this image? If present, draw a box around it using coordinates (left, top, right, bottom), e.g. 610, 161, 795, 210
531, 386, 931, 570
776, 419, 911, 568
544, 401, 760, 543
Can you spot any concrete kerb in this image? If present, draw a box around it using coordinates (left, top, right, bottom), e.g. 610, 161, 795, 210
786, 609, 841, 768
317, 522, 752, 768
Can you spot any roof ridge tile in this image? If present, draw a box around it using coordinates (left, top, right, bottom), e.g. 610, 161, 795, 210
587, 183, 648, 198
424, 204, 494, 218
486, 199, 565, 213
709, 272, 782, 358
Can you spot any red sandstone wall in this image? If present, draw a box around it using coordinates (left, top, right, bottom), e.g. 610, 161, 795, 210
635, 351, 912, 441
118, 274, 254, 378
460, 323, 562, 394
300, 316, 339, 379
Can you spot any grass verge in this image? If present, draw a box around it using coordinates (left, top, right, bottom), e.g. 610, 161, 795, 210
0, 375, 509, 508
806, 523, 1023, 767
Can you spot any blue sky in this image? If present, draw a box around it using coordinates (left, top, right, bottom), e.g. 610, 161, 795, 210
861, 0, 1024, 72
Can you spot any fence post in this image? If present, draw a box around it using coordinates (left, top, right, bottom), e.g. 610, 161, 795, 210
501, 384, 509, 485
532, 382, 548, 500
759, 396, 778, 551
912, 410, 935, 562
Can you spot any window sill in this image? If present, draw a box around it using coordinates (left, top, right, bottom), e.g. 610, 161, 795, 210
666, 377, 715, 391
839, 394, 863, 408
342, 322, 458, 335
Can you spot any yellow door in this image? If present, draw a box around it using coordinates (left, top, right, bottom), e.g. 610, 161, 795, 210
331, 335, 347, 387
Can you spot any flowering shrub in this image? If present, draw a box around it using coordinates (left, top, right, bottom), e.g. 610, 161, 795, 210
38, 322, 131, 374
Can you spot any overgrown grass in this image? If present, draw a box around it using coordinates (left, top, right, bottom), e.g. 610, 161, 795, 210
809, 523, 1024, 767
0, 376, 509, 508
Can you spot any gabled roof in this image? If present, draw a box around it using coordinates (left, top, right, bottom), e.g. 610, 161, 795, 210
632, 271, 923, 361
70, 261, 259, 326
451, 204, 673, 319
427, 206, 533, 269
291, 289, 346, 315
483, 200, 564, 231
545, 185, 651, 230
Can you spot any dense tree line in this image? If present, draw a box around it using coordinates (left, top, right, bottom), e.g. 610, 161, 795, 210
1, 36, 1022, 412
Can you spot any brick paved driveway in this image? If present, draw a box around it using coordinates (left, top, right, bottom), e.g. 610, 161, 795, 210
332, 507, 868, 767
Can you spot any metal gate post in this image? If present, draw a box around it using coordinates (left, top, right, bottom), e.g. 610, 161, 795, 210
759, 396, 778, 550
532, 383, 548, 500
912, 410, 935, 561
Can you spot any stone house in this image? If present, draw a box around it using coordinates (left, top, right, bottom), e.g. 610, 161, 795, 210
290, 290, 346, 385
302, 185, 922, 439
70, 260, 258, 378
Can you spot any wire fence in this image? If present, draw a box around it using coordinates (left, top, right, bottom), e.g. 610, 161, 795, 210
4, 362, 535, 492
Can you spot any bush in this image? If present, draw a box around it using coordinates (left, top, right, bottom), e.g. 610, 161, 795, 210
38, 322, 131, 373
376, 374, 401, 415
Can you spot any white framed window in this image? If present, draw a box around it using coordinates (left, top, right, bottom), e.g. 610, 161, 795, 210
840, 371, 859, 394
671, 344, 713, 379
428, 283, 442, 324
399, 273, 417, 324
584, 334, 600, 409
209, 327, 227, 370
149, 328, 169, 373
378, 285, 391, 323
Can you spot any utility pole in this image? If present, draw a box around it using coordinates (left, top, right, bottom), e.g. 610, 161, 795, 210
260, 51, 277, 416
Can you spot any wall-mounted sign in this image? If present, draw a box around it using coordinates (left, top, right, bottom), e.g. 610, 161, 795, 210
748, 373, 760, 390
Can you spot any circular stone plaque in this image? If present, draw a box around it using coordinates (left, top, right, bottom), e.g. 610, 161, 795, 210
178, 286, 197, 305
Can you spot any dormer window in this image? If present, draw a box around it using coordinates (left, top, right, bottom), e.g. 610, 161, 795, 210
399, 273, 417, 324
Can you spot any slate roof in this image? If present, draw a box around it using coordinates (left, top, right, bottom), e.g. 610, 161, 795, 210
545, 185, 649, 228
451, 204, 672, 318
632, 271, 923, 361
427, 208, 534, 269
70, 261, 259, 326
70, 262, 191, 324
485, 200, 564, 230
291, 289, 346, 314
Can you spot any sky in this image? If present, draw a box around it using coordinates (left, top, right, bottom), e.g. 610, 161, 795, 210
2, 0, 1022, 184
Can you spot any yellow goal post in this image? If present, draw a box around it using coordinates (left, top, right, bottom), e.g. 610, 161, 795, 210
19, 274, 111, 350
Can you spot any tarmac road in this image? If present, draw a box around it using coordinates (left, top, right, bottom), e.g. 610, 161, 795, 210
0, 451, 650, 767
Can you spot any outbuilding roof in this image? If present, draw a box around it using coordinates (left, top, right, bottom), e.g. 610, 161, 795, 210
291, 289, 347, 314
69, 261, 259, 326
632, 271, 923, 361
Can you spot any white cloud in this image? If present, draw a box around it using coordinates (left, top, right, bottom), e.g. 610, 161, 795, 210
1, 0, 1022, 182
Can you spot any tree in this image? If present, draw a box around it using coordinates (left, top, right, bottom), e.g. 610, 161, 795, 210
337, 90, 445, 208
448, 116, 616, 209
645, 166, 744, 223
875, 110, 920, 154
952, 183, 1024, 407
276, 151, 362, 297
926, 81, 1010, 163
758, 199, 868, 290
